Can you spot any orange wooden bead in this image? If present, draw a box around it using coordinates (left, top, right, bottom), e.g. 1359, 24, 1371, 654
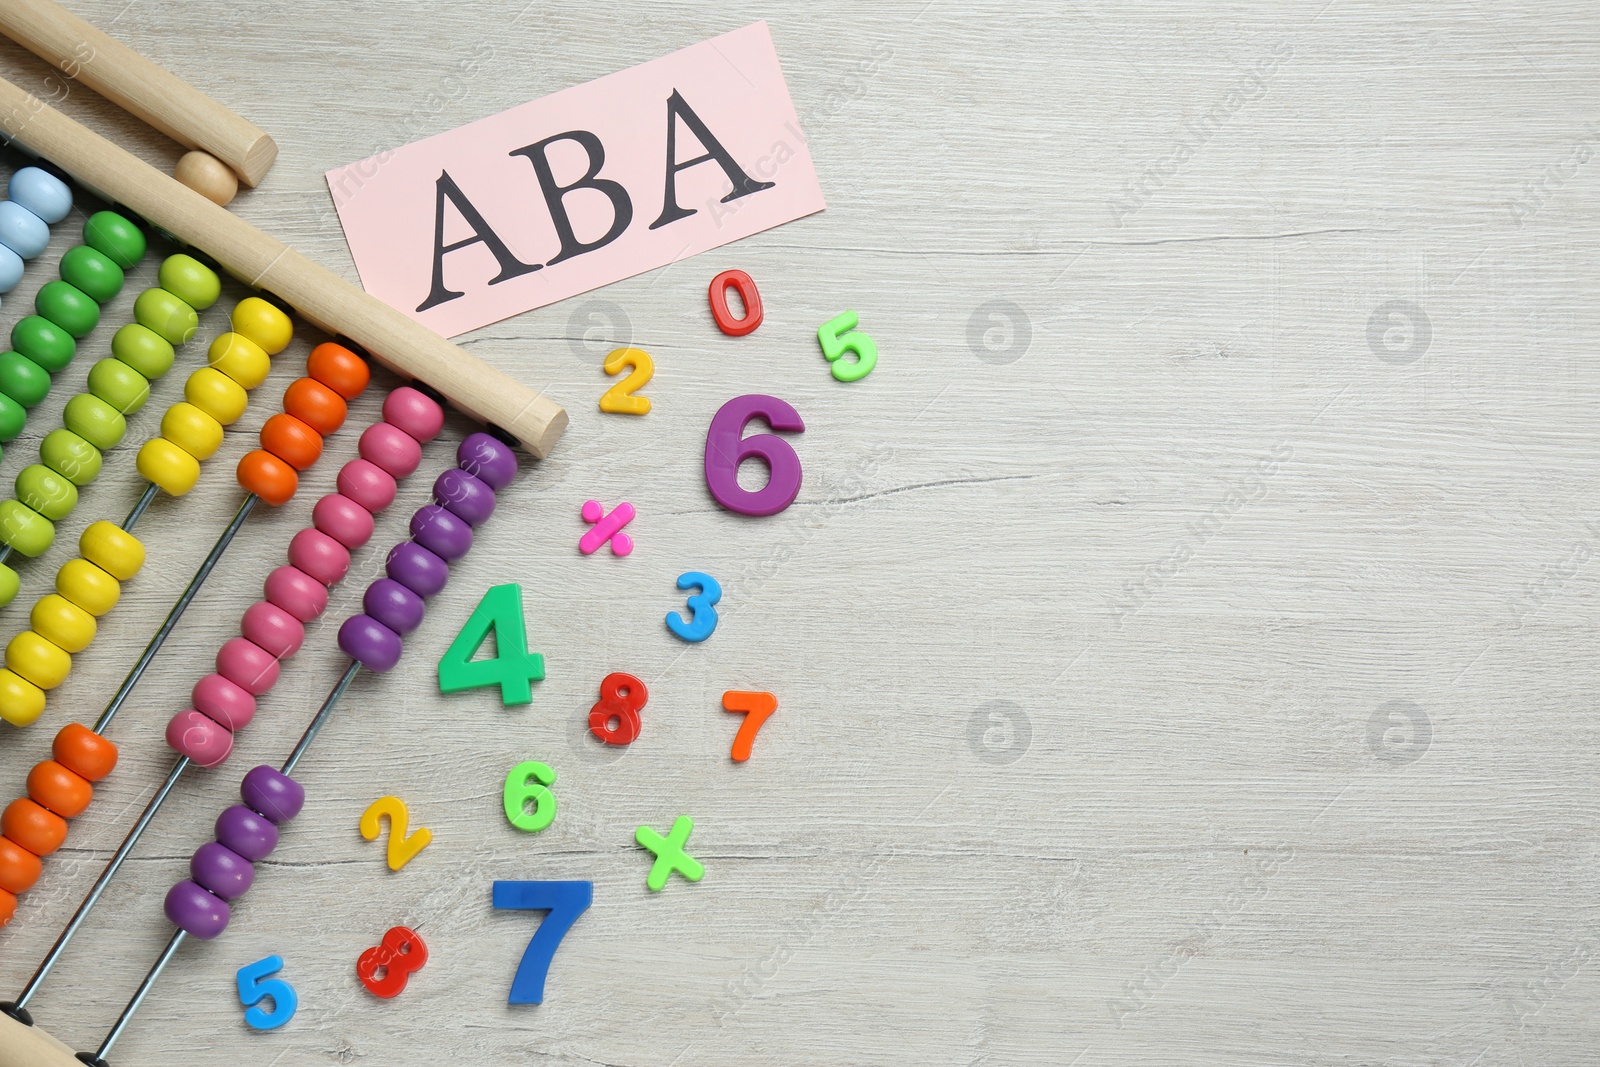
236, 449, 299, 507
306, 342, 369, 399
26, 759, 92, 818
2, 798, 65, 856
282, 377, 347, 436
259, 413, 322, 471
0, 835, 42, 894
54, 722, 117, 782
0, 887, 14, 927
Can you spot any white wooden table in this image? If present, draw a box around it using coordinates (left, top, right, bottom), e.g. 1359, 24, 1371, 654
1, 1, 1597, 1063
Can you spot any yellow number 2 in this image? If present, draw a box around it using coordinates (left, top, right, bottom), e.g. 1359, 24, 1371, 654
600, 348, 653, 415
359, 795, 433, 871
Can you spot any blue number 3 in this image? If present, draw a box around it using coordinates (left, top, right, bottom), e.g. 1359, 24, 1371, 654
236, 954, 298, 1030
665, 571, 721, 642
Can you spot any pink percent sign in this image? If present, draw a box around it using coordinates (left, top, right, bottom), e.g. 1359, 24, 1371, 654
579, 500, 636, 556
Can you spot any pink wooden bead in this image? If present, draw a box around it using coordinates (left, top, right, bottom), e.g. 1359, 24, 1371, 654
240, 601, 305, 660
312, 493, 375, 549
192, 673, 256, 731
336, 458, 397, 513
263, 565, 328, 623
167, 709, 234, 767
287, 527, 350, 586
382, 386, 445, 442
359, 422, 422, 478
216, 637, 281, 696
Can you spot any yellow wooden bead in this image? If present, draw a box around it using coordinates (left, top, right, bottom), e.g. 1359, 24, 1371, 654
6, 631, 70, 690
78, 521, 144, 581
207, 332, 271, 390
184, 367, 248, 426
56, 558, 120, 616
0, 668, 45, 726
230, 297, 293, 354
30, 594, 95, 654
136, 437, 200, 496
160, 402, 224, 461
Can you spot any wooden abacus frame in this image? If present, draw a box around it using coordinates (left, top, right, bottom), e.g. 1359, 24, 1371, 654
0, 77, 567, 458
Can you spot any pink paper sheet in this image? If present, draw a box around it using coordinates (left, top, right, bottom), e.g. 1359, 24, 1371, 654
325, 22, 825, 338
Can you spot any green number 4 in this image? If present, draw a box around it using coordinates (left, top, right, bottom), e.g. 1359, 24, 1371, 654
438, 583, 546, 705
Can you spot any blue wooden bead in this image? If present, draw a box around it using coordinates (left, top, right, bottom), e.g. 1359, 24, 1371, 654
0, 201, 50, 259
0, 245, 21, 294
8, 168, 72, 225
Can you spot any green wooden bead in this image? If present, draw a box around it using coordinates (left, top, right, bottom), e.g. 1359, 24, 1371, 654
40, 429, 102, 486
111, 323, 176, 380
82, 210, 146, 269
133, 288, 198, 345
11, 316, 75, 373
157, 254, 221, 311
35, 281, 100, 339
15, 464, 77, 522
59, 245, 125, 305
62, 393, 126, 452
0, 392, 25, 443
0, 499, 56, 557
0, 352, 51, 408
0, 564, 17, 609
87, 358, 150, 415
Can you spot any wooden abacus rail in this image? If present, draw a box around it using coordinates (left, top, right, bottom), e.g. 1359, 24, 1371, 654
0, 0, 276, 186
0, 74, 567, 458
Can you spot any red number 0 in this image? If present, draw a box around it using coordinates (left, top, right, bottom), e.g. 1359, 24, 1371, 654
708, 270, 763, 336
703, 394, 805, 517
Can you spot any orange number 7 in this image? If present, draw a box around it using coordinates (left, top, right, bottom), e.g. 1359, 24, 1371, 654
722, 691, 778, 763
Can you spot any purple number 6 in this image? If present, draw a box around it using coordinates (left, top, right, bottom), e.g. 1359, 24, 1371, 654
703, 394, 805, 516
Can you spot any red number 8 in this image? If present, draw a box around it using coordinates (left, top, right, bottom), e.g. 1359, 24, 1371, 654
357, 926, 428, 998
588, 672, 647, 745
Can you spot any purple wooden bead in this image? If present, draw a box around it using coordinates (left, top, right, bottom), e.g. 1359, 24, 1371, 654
215, 804, 279, 860
240, 765, 305, 824
339, 613, 403, 672
433, 468, 496, 526
165, 878, 231, 939
386, 541, 449, 598
191, 841, 255, 900
364, 577, 426, 635
410, 504, 473, 561
458, 432, 518, 490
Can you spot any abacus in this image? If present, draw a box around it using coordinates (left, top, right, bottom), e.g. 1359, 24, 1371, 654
0, 7, 568, 1065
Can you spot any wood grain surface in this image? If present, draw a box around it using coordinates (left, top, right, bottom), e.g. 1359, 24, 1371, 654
1, 2, 1597, 1064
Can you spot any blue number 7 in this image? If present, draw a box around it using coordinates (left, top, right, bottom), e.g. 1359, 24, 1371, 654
492, 880, 593, 1004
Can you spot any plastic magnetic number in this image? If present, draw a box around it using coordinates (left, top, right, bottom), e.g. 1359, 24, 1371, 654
503, 760, 557, 832
588, 672, 647, 744
359, 795, 433, 871
599, 348, 653, 415
437, 583, 546, 705
236, 954, 298, 1031
817, 310, 878, 382
493, 880, 593, 1004
708, 269, 763, 336
703, 394, 805, 517
356, 926, 428, 999
665, 572, 721, 643
723, 690, 779, 763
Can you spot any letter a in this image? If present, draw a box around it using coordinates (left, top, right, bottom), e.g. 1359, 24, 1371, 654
650, 90, 775, 229
416, 171, 540, 312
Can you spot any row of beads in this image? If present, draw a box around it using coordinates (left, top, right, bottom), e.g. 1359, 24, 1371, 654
167, 382, 444, 768
337, 432, 519, 673
0, 167, 73, 306
0, 208, 148, 467
164, 764, 304, 939
165, 432, 519, 941
0, 722, 119, 925
233, 342, 374, 507
0, 252, 220, 593
0, 296, 295, 727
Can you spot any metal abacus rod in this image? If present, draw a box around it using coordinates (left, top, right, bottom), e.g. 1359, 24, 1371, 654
0, 431, 521, 1067
3, 382, 446, 1008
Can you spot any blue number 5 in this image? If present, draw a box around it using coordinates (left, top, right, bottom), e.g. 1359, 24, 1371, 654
665, 571, 721, 642
493, 880, 593, 1004
236, 954, 298, 1030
